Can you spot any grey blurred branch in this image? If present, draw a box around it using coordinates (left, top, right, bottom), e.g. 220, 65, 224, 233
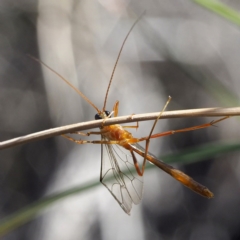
0, 107, 239, 150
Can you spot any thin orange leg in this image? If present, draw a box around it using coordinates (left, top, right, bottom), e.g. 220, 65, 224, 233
135, 96, 172, 176
146, 116, 229, 141
63, 117, 229, 151
62, 134, 123, 145
122, 121, 139, 129
124, 115, 229, 176
113, 101, 139, 129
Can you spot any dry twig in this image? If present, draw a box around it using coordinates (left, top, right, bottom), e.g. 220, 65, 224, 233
0, 107, 239, 150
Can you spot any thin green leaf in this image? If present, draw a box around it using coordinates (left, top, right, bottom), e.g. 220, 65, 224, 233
163, 141, 240, 164
0, 141, 240, 237
193, 0, 240, 26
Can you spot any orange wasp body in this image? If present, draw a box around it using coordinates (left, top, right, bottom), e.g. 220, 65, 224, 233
31, 15, 228, 214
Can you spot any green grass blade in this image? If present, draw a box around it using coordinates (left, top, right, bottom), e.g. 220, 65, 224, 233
0, 180, 99, 237
163, 141, 240, 164
193, 0, 240, 26
0, 140, 240, 237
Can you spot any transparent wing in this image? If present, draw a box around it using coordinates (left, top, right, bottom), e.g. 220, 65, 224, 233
100, 137, 144, 214
131, 142, 160, 162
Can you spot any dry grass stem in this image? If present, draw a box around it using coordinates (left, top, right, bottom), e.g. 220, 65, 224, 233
0, 107, 239, 150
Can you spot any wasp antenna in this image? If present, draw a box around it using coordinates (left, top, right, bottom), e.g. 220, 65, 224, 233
102, 11, 146, 111
28, 54, 101, 113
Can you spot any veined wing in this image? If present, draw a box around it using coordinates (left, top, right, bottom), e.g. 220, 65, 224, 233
130, 142, 161, 162
100, 137, 144, 215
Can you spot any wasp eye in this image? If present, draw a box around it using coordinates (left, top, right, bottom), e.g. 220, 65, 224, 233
95, 113, 102, 120
105, 111, 111, 117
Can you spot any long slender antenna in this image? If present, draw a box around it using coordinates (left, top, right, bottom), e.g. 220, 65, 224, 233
102, 11, 145, 111
28, 55, 101, 113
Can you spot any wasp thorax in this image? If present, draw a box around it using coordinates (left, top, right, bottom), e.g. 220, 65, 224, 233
95, 111, 111, 120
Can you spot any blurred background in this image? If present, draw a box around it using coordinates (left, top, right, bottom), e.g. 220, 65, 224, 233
1, 0, 240, 239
